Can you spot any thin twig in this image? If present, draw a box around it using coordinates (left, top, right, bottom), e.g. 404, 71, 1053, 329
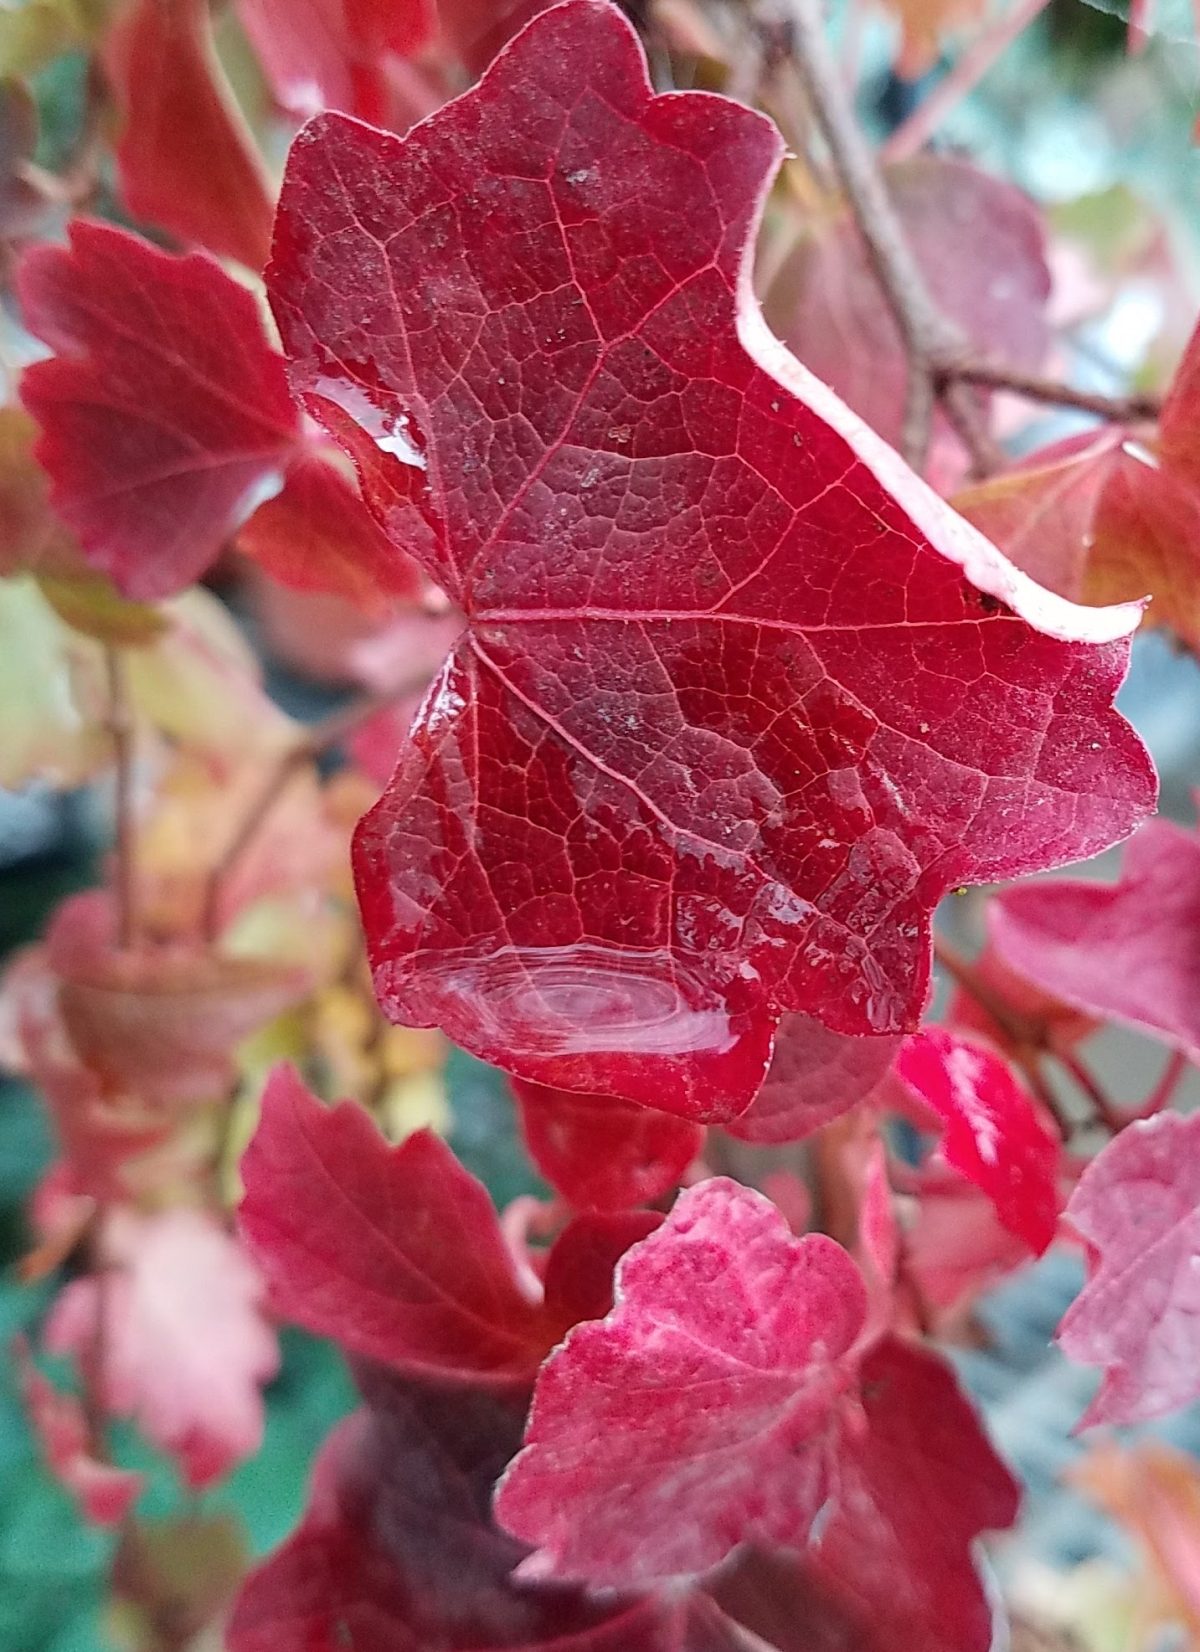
1137, 1047, 1189, 1119
1052, 1046, 1123, 1135
944, 359, 1163, 423
199, 681, 422, 944
882, 0, 1055, 163
103, 646, 137, 952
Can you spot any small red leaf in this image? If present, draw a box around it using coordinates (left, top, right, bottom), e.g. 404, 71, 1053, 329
17, 1340, 144, 1527
894, 1027, 1060, 1253
1058, 1112, 1200, 1426
270, 0, 1153, 1121
513, 1080, 702, 1211
19, 221, 299, 599
494, 1177, 868, 1585
240, 1065, 566, 1384
44, 1210, 278, 1488
104, 0, 275, 270
990, 818, 1200, 1062
727, 1012, 898, 1144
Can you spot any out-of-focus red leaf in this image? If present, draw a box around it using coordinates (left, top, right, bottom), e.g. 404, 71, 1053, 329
709, 1340, 1019, 1652
727, 1012, 898, 1144
19, 221, 297, 598
495, 1177, 867, 1585
239, 1064, 643, 1385
512, 1080, 702, 1211
894, 1027, 1060, 1253
540, 1210, 661, 1327
902, 1159, 1032, 1323
104, 0, 274, 270
17, 1340, 144, 1527
236, 0, 436, 123
1058, 1112, 1200, 1426
765, 155, 1050, 456
990, 818, 1200, 1063
945, 933, 1096, 1056
44, 1209, 278, 1488
46, 892, 309, 1106
236, 449, 422, 614
270, 0, 1151, 1123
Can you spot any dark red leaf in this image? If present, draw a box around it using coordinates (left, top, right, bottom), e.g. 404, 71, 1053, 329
19, 221, 298, 599
513, 1079, 702, 1210
269, 0, 1153, 1121
1058, 1112, 1200, 1426
727, 1012, 898, 1144
494, 1176, 867, 1584
228, 1376, 700, 1650
894, 1027, 1060, 1253
540, 1210, 661, 1325
990, 818, 1200, 1062
764, 155, 1050, 457
104, 0, 275, 270
709, 1339, 1019, 1652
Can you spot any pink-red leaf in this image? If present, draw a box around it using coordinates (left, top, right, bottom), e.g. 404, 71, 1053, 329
727, 1012, 898, 1144
894, 1027, 1060, 1253
494, 1177, 867, 1585
104, 0, 275, 270
1058, 1111, 1200, 1426
270, 0, 1153, 1122
45, 1210, 278, 1488
237, 0, 436, 123
513, 1079, 702, 1211
19, 221, 298, 599
990, 818, 1200, 1062
17, 1341, 144, 1527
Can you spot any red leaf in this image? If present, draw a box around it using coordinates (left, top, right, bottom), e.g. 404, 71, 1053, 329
903, 1160, 1032, 1323
44, 1210, 278, 1488
513, 1080, 702, 1211
104, 0, 274, 270
236, 0, 436, 123
1058, 1112, 1200, 1426
540, 1210, 662, 1326
709, 1339, 1019, 1652
270, 0, 1153, 1121
228, 1377, 700, 1651
727, 1012, 898, 1144
239, 1064, 635, 1384
945, 933, 1095, 1056
19, 221, 298, 599
990, 818, 1200, 1062
494, 1177, 867, 1585
764, 155, 1050, 457
894, 1027, 1060, 1253
16, 1340, 143, 1527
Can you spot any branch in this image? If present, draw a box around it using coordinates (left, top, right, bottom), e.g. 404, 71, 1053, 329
882, 0, 1054, 163
942, 359, 1163, 423
103, 646, 137, 952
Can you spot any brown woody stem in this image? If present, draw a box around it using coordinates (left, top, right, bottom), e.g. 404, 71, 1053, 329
103, 646, 137, 951
1052, 1045, 1123, 1135
942, 359, 1163, 423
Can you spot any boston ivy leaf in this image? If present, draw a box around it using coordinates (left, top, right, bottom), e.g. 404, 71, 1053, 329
18, 220, 418, 604
270, 0, 1154, 1122
764, 154, 1050, 459
16, 1339, 143, 1528
990, 818, 1200, 1063
512, 1080, 703, 1211
709, 1338, 1019, 1652
44, 1209, 279, 1488
239, 1064, 642, 1384
1058, 1112, 1200, 1426
494, 1177, 867, 1585
228, 1376, 711, 1651
894, 1027, 1060, 1254
104, 0, 274, 270
726, 1012, 898, 1144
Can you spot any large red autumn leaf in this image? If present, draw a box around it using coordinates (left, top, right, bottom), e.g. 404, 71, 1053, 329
512, 1079, 703, 1211
104, 0, 275, 271
494, 1177, 867, 1585
269, 0, 1153, 1123
238, 1064, 647, 1383
18, 220, 419, 604
989, 818, 1200, 1062
1057, 1112, 1200, 1426
228, 1375, 729, 1651
709, 1340, 1019, 1652
45, 1209, 279, 1487
894, 1026, 1060, 1253
726, 1012, 898, 1144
